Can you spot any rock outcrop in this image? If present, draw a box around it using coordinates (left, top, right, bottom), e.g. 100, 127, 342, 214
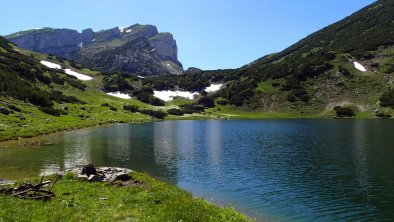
8, 28, 81, 59
6, 24, 183, 76
149, 33, 180, 66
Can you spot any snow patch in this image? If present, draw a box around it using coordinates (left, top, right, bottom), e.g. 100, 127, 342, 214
40, 61, 61, 69
154, 90, 199, 102
92, 39, 95, 42
119, 27, 126, 32
137, 75, 146, 79
153, 83, 224, 101
106, 92, 131, 99
23, 28, 43, 31
126, 29, 132, 33
79, 42, 83, 48
354, 62, 367, 72
204, 84, 223, 92
40, 60, 93, 81
64, 69, 93, 81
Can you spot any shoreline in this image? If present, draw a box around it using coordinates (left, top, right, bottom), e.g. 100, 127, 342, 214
1, 114, 391, 143
0, 170, 250, 221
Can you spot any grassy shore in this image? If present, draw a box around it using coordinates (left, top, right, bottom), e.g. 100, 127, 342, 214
0, 172, 250, 222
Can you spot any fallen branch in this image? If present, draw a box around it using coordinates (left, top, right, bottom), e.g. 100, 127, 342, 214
0, 175, 60, 201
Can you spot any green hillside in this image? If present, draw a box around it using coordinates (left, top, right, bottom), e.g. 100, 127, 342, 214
0, 37, 155, 141
133, 0, 394, 118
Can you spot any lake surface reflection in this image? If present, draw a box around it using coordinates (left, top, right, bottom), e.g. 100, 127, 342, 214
1, 120, 394, 221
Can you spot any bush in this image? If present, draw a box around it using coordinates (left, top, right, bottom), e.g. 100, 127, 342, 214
50, 72, 65, 85
123, 105, 139, 113
376, 112, 391, 118
287, 93, 296, 102
150, 97, 165, 106
39, 107, 67, 116
0, 107, 10, 115
380, 89, 394, 108
8, 104, 21, 112
334, 106, 355, 117
101, 103, 117, 111
167, 108, 184, 116
338, 66, 352, 77
65, 78, 86, 91
216, 98, 229, 106
198, 96, 215, 108
271, 82, 280, 87
136, 92, 152, 104
180, 104, 205, 114
140, 109, 167, 119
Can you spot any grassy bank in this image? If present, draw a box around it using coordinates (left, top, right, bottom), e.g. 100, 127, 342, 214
0, 172, 250, 222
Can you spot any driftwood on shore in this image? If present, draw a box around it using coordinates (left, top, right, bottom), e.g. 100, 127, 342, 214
0, 175, 60, 201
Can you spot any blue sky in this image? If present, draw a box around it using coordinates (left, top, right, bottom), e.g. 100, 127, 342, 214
1, 0, 376, 70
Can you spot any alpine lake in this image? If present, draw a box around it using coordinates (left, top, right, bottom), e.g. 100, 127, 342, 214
1, 119, 394, 221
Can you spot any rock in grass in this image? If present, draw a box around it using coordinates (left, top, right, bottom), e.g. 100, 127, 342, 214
82, 163, 97, 177
77, 175, 89, 181
0, 178, 15, 186
113, 173, 131, 182
88, 174, 103, 182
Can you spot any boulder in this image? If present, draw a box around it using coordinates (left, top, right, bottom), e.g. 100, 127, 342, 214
77, 175, 88, 181
113, 173, 131, 182
82, 163, 97, 177
88, 174, 104, 182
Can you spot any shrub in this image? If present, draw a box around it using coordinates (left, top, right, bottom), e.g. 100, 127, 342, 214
50, 72, 65, 85
180, 104, 205, 114
123, 105, 139, 113
136, 92, 152, 104
376, 112, 392, 118
271, 82, 280, 87
380, 89, 394, 108
167, 108, 184, 116
198, 96, 215, 108
150, 97, 165, 106
39, 107, 67, 116
65, 78, 86, 91
338, 66, 352, 77
287, 93, 296, 102
101, 103, 117, 111
0, 107, 10, 115
140, 109, 167, 119
8, 104, 21, 112
216, 98, 229, 106
334, 106, 355, 117
37, 74, 52, 85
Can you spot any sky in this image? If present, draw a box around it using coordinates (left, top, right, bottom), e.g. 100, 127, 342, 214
1, 0, 376, 70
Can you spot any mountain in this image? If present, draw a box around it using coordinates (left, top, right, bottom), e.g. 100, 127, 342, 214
5, 24, 182, 76
221, 0, 394, 115
131, 0, 393, 117
0, 35, 156, 140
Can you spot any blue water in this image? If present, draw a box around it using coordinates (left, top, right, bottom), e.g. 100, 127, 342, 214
1, 119, 394, 221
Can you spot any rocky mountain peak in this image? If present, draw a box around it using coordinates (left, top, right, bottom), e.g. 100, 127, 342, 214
6, 24, 183, 75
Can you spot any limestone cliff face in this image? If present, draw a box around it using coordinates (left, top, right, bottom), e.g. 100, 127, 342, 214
149, 33, 180, 67
81, 28, 95, 45
6, 24, 183, 75
8, 28, 81, 59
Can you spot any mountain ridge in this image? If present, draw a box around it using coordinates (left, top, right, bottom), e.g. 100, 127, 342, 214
6, 24, 182, 76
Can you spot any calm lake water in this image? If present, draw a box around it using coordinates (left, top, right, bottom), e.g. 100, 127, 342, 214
1, 120, 394, 221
